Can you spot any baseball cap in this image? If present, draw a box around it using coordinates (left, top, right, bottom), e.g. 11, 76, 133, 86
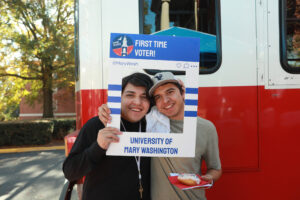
149, 72, 179, 96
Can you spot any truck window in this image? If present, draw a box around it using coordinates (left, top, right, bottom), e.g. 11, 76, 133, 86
141, 0, 221, 74
280, 0, 300, 73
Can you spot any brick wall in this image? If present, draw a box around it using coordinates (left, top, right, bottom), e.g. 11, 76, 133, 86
19, 87, 75, 119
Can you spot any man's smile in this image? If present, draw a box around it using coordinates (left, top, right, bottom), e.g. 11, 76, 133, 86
130, 107, 143, 112
164, 103, 174, 110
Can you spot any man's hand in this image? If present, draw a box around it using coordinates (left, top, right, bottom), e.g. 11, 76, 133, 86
98, 104, 112, 126
200, 174, 214, 184
97, 127, 122, 150
201, 169, 222, 184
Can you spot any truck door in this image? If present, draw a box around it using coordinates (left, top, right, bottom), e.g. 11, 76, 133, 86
266, 0, 300, 88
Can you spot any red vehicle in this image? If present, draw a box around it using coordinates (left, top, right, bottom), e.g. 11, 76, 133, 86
63, 0, 300, 199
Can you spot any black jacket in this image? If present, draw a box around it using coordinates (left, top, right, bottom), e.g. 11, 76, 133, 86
63, 116, 151, 200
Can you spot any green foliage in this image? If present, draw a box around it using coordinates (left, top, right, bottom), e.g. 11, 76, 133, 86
52, 118, 76, 139
0, 117, 76, 146
0, 0, 75, 120
0, 120, 54, 146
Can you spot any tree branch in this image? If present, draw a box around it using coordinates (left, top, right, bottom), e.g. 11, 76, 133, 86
56, 0, 63, 25
53, 62, 75, 69
20, 10, 38, 40
0, 73, 41, 80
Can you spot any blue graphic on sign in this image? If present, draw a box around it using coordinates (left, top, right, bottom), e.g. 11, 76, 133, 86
112, 35, 134, 57
110, 33, 200, 62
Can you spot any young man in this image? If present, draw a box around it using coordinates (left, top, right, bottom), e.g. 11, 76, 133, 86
149, 72, 222, 200
63, 73, 153, 200
98, 72, 222, 200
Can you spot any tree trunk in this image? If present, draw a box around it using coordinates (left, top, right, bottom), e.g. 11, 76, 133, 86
42, 65, 54, 118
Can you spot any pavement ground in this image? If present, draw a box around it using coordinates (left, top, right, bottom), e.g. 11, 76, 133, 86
0, 141, 68, 200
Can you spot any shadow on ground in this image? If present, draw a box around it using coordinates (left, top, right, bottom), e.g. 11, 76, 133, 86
0, 150, 66, 200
